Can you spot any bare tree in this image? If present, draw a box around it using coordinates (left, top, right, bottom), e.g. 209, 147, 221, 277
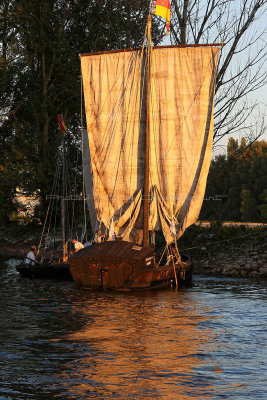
169, 0, 266, 145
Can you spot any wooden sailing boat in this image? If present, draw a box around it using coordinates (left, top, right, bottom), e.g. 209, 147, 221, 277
69, 11, 220, 290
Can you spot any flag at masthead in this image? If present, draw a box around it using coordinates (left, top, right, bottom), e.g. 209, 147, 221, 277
151, 0, 171, 35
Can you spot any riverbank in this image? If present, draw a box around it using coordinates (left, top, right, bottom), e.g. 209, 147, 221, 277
0, 223, 266, 278
193, 234, 267, 279
179, 224, 267, 279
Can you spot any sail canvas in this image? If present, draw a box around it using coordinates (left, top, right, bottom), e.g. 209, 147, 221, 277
81, 45, 219, 243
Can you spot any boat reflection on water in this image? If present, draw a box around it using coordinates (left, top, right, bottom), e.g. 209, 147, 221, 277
53, 290, 219, 399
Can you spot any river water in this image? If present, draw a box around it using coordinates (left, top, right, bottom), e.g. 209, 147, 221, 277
0, 259, 266, 400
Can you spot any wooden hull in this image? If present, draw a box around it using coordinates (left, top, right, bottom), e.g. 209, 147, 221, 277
69, 241, 193, 290
16, 263, 72, 280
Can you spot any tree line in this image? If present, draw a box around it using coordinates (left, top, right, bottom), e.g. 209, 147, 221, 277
200, 138, 267, 222
0, 0, 157, 224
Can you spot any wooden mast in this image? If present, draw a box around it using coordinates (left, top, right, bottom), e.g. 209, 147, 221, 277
61, 135, 67, 261
143, 14, 152, 248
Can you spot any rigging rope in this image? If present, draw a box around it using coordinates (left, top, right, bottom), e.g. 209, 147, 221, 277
38, 153, 61, 258
80, 73, 87, 242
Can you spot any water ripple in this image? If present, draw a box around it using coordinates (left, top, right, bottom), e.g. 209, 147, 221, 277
0, 259, 266, 399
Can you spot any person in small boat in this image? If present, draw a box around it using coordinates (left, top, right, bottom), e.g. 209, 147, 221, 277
25, 246, 37, 265
70, 239, 84, 254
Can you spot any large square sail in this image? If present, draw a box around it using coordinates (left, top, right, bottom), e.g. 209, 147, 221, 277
81, 45, 219, 243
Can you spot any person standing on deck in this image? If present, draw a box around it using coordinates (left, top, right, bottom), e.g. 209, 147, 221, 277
71, 239, 84, 254
25, 246, 37, 265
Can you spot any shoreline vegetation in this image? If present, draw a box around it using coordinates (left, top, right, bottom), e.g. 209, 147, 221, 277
0, 222, 266, 279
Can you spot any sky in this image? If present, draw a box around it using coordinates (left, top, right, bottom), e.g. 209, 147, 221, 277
156, 2, 267, 156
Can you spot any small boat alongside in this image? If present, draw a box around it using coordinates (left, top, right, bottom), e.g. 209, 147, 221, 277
16, 117, 84, 281
16, 261, 72, 280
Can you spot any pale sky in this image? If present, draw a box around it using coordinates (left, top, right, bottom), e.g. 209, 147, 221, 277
155, 4, 267, 156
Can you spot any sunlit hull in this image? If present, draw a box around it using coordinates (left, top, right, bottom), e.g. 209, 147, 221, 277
69, 241, 193, 290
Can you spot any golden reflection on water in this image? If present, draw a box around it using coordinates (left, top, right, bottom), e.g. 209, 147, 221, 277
56, 291, 218, 399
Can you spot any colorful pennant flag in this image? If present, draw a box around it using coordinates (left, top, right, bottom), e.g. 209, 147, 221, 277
57, 114, 67, 135
152, 0, 171, 35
